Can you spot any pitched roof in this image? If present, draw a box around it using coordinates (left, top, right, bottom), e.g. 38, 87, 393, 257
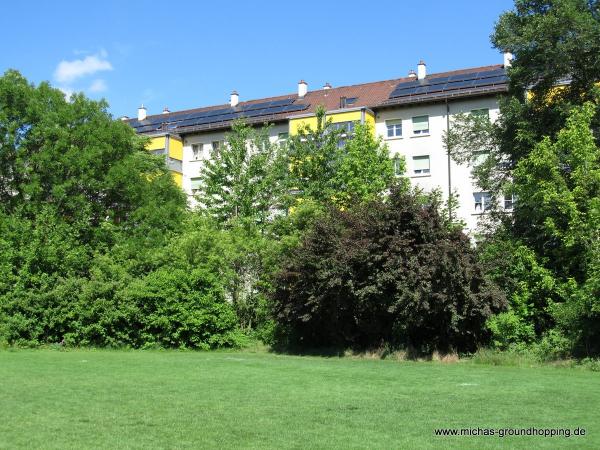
127, 64, 508, 135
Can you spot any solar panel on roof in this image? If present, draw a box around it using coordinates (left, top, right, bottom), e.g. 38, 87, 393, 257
447, 73, 473, 83
446, 80, 477, 90
389, 68, 507, 99
473, 75, 507, 86
426, 76, 450, 85
131, 99, 310, 133
269, 99, 295, 107
476, 69, 506, 78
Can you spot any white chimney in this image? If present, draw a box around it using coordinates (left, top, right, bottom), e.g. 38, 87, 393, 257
503, 51, 513, 68
298, 80, 308, 98
323, 82, 332, 90
162, 107, 170, 114
137, 104, 147, 121
417, 60, 426, 80
230, 90, 239, 107
408, 70, 417, 79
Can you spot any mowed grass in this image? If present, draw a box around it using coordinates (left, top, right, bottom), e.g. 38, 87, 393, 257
0, 349, 598, 449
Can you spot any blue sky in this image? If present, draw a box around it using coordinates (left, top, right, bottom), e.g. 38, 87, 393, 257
0, 0, 514, 119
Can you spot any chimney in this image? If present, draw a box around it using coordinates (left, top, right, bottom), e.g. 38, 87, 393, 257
137, 104, 147, 121
408, 70, 417, 79
298, 80, 308, 98
417, 60, 426, 80
230, 90, 239, 107
162, 107, 170, 114
323, 82, 332, 90
503, 51, 513, 68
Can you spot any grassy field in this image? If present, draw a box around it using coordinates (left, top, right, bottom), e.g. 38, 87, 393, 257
0, 349, 598, 449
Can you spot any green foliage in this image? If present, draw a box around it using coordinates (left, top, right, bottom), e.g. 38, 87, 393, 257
487, 311, 536, 350
329, 120, 396, 207
513, 101, 600, 276
272, 186, 506, 354
197, 120, 287, 226
445, 1, 600, 358
287, 107, 396, 208
493, 0, 600, 104
0, 71, 240, 349
124, 268, 242, 349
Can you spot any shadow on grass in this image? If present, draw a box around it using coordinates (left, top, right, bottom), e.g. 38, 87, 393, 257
267, 341, 461, 362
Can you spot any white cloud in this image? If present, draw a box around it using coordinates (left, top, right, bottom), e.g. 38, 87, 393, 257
88, 79, 107, 93
54, 51, 113, 83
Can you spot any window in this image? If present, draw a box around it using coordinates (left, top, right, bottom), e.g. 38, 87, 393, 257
393, 156, 403, 176
191, 143, 203, 160
331, 121, 355, 134
504, 194, 516, 210
278, 132, 289, 143
168, 158, 182, 173
412, 155, 430, 175
149, 149, 166, 156
331, 121, 355, 148
412, 115, 429, 135
472, 108, 490, 119
473, 191, 492, 213
211, 140, 224, 156
386, 119, 402, 138
340, 97, 357, 108
190, 177, 202, 195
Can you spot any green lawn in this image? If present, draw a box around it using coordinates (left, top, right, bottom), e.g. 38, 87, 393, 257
0, 349, 598, 449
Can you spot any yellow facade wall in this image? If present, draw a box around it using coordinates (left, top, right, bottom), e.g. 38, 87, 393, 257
289, 109, 375, 135
171, 172, 183, 187
146, 136, 166, 151
144, 134, 183, 187
168, 136, 183, 161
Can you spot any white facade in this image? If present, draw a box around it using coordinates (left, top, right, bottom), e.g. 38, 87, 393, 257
374, 96, 500, 232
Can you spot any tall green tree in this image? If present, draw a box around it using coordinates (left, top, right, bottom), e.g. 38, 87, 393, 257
445, 0, 600, 355
197, 120, 288, 227
287, 107, 396, 209
0, 70, 185, 248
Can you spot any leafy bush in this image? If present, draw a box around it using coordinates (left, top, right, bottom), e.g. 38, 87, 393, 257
487, 311, 536, 350
272, 186, 507, 354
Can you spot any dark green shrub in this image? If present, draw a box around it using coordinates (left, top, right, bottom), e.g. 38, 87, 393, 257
272, 186, 507, 354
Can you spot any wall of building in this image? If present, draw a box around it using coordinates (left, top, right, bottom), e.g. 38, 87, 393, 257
289, 108, 375, 135
374, 96, 500, 233
145, 134, 183, 187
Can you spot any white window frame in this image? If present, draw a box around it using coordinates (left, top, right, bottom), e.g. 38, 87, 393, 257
190, 177, 202, 195
412, 155, 430, 175
473, 191, 492, 214
504, 194, 516, 211
386, 119, 402, 139
471, 108, 490, 119
211, 140, 224, 156
191, 143, 204, 161
412, 115, 429, 135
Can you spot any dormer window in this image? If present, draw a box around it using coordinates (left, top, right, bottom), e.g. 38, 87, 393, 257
340, 97, 357, 108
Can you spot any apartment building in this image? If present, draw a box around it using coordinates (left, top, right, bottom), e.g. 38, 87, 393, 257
126, 53, 512, 232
